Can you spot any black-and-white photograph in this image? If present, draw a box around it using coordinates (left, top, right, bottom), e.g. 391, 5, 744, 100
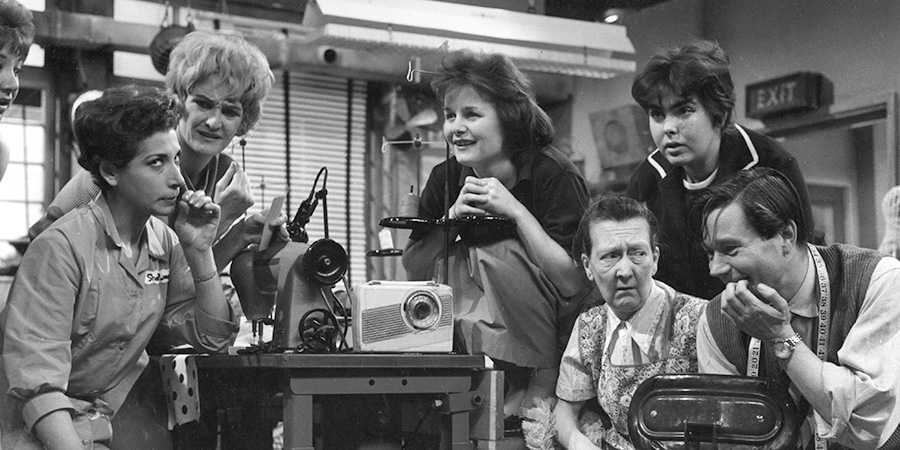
0, 1, 898, 449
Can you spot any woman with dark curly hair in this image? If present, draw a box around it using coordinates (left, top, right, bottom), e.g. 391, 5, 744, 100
402, 50, 593, 428
0, 85, 238, 450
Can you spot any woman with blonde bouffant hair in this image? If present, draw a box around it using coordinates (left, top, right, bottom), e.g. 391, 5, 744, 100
29, 30, 284, 269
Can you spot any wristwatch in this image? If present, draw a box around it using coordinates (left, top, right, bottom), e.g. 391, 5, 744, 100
773, 333, 802, 360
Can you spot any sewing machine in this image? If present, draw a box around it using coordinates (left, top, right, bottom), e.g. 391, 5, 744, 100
231, 236, 348, 350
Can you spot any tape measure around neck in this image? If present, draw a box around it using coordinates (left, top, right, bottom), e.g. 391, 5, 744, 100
747, 337, 762, 377
809, 245, 832, 450
745, 244, 831, 449
745, 245, 831, 373
809, 244, 831, 362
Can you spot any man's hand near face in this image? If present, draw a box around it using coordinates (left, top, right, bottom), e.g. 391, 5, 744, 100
720, 280, 795, 342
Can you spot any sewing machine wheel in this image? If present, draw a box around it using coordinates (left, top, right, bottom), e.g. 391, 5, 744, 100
298, 308, 340, 352
303, 238, 348, 285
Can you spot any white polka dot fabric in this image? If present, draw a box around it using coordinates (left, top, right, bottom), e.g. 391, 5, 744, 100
159, 355, 201, 429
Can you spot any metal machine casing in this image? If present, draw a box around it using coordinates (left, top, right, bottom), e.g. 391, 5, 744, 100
232, 239, 347, 349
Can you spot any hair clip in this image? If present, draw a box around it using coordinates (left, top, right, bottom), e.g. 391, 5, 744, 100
407, 60, 437, 83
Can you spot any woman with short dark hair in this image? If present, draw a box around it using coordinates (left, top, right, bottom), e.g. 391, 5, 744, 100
0, 85, 237, 450
626, 40, 815, 300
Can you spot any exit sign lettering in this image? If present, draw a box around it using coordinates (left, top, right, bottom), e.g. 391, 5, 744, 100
746, 72, 831, 120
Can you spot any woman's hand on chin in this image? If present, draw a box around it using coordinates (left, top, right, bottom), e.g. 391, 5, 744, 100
175, 189, 221, 251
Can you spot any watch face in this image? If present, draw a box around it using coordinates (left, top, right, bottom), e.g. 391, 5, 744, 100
773, 334, 800, 360
773, 342, 793, 360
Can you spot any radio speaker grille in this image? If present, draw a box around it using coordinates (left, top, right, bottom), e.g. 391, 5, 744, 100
360, 293, 452, 343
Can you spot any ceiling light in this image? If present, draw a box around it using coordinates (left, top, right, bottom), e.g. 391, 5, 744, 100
603, 8, 626, 24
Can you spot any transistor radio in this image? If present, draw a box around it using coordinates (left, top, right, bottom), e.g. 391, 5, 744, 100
353, 281, 453, 353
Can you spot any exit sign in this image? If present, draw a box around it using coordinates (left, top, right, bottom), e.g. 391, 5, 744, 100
745, 72, 831, 120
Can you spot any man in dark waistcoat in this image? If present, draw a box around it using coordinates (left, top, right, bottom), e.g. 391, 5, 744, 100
696, 168, 900, 450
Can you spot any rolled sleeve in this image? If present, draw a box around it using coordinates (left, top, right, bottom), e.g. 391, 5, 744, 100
194, 302, 240, 346
158, 288, 239, 354
20, 391, 74, 433
814, 366, 898, 449
814, 365, 892, 449
556, 319, 596, 402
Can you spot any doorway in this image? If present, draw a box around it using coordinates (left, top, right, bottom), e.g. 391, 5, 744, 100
764, 102, 894, 249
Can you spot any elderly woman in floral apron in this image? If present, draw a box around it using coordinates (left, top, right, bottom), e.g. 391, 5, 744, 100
554, 196, 707, 450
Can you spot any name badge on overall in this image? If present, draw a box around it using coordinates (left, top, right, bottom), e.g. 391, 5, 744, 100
145, 269, 170, 285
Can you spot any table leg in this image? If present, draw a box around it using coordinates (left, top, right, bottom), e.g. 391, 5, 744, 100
283, 391, 314, 450
448, 411, 473, 450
